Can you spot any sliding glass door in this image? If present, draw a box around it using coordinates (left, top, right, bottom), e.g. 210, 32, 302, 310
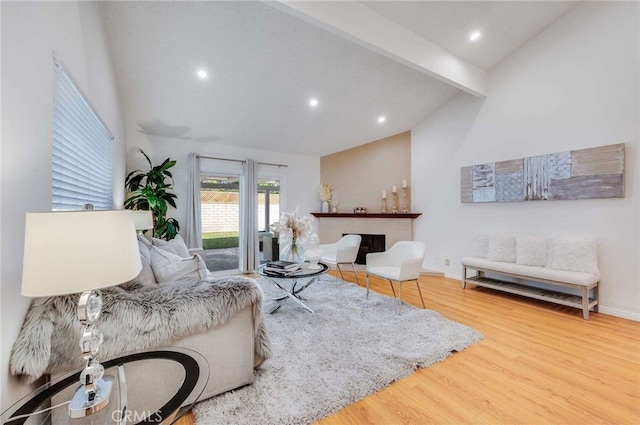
198, 162, 285, 273
200, 174, 241, 272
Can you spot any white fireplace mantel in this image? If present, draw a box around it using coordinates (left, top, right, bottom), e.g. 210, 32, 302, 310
312, 213, 421, 250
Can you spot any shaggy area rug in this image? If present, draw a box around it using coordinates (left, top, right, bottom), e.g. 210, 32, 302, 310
193, 276, 482, 425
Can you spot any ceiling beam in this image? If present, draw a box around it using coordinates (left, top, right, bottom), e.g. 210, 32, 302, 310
267, 0, 486, 97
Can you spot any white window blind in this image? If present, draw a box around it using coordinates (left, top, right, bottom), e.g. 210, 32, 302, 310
52, 61, 113, 210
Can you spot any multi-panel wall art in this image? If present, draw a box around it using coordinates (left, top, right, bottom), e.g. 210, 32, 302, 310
461, 143, 624, 203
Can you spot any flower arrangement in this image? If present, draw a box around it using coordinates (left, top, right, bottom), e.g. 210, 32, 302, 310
318, 182, 334, 202
271, 208, 315, 263
271, 207, 314, 246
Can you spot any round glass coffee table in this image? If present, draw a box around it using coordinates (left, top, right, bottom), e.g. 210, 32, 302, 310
1, 348, 209, 425
257, 262, 329, 313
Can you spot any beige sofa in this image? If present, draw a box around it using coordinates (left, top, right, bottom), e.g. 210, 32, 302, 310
11, 234, 269, 415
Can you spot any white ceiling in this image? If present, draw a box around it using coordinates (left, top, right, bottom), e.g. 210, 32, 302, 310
99, 1, 579, 157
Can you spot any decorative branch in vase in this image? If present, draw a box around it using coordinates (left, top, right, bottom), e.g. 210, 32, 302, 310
318, 182, 334, 213
271, 208, 315, 264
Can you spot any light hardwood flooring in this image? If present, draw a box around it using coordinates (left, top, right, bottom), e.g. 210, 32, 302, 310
177, 271, 640, 425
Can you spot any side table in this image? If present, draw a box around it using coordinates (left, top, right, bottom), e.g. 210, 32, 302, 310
1, 348, 209, 425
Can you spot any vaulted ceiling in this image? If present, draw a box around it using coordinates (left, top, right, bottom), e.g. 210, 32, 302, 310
99, 1, 579, 157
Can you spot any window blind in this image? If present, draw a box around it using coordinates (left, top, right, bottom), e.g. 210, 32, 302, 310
52, 62, 113, 210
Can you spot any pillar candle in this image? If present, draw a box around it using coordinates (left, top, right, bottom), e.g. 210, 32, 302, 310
402, 180, 407, 188
392, 186, 397, 193
382, 190, 387, 198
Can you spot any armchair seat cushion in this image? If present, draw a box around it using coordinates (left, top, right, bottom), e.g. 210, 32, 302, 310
366, 266, 403, 281
318, 234, 362, 265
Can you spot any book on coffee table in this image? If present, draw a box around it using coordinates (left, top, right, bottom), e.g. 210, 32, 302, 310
263, 267, 300, 277
266, 260, 298, 270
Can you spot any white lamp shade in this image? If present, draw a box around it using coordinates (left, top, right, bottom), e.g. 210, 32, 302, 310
131, 210, 153, 230
22, 210, 142, 296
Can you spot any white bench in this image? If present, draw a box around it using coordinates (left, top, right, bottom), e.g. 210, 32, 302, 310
461, 234, 599, 320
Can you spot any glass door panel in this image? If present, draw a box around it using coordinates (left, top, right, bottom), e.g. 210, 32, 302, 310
200, 174, 240, 272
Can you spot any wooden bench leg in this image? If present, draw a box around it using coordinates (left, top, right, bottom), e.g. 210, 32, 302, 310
582, 286, 590, 320
461, 265, 467, 289
593, 285, 599, 313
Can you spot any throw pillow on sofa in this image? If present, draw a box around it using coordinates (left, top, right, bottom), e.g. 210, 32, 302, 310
488, 234, 517, 263
120, 239, 157, 290
152, 234, 190, 258
548, 237, 599, 274
516, 235, 549, 267
150, 246, 208, 283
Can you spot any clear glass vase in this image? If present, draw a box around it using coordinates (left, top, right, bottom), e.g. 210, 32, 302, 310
280, 242, 306, 265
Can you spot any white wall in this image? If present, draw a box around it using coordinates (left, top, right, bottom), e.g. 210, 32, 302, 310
0, 1, 126, 408
411, 1, 639, 320
128, 136, 321, 239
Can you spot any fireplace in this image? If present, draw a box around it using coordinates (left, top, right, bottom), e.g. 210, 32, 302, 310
343, 233, 385, 265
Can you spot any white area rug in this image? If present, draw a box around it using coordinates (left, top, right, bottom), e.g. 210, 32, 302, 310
194, 276, 482, 425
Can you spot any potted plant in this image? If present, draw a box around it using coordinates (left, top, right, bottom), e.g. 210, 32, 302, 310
125, 149, 180, 240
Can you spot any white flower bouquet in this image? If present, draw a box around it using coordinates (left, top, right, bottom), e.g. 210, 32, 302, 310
271, 207, 314, 245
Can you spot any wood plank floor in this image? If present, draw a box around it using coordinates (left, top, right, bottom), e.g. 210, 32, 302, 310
177, 272, 640, 425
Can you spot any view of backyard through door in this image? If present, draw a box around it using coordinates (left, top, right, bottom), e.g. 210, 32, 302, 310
200, 175, 280, 272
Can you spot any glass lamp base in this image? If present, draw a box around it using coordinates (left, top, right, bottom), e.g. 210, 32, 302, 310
69, 375, 114, 418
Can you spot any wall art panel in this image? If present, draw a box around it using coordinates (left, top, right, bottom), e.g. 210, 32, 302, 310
460, 143, 624, 203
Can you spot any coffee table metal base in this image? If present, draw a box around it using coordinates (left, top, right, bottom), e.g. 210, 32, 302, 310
267, 276, 320, 313
257, 262, 329, 314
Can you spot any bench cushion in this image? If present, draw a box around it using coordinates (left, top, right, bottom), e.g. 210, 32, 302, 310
462, 256, 599, 286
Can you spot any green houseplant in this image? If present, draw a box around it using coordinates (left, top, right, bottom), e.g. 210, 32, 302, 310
125, 149, 180, 240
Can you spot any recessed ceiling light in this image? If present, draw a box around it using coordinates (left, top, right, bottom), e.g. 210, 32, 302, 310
377, 116, 386, 124
196, 69, 208, 79
470, 31, 481, 41
309, 98, 319, 107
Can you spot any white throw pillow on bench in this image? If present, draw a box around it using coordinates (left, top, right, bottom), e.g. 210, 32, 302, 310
488, 234, 516, 263
548, 237, 599, 274
516, 235, 549, 267
470, 232, 490, 258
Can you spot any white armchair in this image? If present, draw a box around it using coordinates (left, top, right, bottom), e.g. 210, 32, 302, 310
366, 241, 427, 308
318, 234, 362, 285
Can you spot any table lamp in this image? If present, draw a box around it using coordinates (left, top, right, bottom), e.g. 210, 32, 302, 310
131, 210, 153, 234
22, 210, 142, 418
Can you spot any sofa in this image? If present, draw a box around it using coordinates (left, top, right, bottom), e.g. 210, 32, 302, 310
10, 234, 270, 412
462, 233, 600, 319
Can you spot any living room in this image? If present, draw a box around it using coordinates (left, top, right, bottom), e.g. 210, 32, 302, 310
1, 1, 638, 423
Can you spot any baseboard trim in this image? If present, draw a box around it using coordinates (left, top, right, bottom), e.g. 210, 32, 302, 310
597, 307, 640, 322
444, 272, 462, 280
421, 269, 444, 277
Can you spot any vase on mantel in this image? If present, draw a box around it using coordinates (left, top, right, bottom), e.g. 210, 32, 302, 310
321, 201, 329, 213
280, 240, 306, 265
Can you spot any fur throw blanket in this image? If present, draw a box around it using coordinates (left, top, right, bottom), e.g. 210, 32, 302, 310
10, 276, 270, 383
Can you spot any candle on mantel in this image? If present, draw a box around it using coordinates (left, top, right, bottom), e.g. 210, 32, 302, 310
392, 186, 397, 193
402, 180, 407, 188
382, 190, 387, 199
